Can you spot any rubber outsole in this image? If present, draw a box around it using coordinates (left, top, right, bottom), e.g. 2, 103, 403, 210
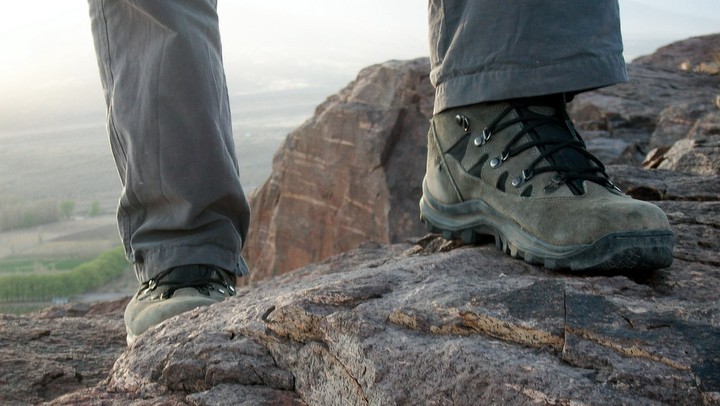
419, 195, 674, 272
127, 328, 138, 347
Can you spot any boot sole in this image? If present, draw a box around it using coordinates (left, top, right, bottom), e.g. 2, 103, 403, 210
419, 194, 673, 272
127, 327, 138, 347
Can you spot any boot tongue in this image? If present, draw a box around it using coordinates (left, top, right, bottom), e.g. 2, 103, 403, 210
520, 97, 593, 195
527, 105, 556, 116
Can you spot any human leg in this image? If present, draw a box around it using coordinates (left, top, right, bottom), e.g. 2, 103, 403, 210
428, 0, 628, 112
422, 0, 673, 271
88, 0, 250, 342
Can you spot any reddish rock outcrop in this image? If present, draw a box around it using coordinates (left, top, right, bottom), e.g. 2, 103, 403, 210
243, 58, 434, 282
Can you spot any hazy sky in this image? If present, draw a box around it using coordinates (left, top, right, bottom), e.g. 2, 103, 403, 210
0, 0, 718, 135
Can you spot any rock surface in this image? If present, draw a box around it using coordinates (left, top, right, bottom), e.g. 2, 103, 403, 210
0, 299, 128, 404
568, 63, 720, 162
1, 35, 719, 405
633, 33, 720, 73
41, 184, 720, 404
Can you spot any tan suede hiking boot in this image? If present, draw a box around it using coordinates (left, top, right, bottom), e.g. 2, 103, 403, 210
420, 95, 673, 272
124, 264, 238, 345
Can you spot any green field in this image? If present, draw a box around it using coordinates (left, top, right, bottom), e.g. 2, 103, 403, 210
0, 214, 134, 314
0, 257, 90, 274
0, 246, 129, 304
0, 302, 50, 314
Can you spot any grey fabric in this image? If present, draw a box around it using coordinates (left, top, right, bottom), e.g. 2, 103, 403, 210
428, 0, 628, 113
88, 0, 250, 282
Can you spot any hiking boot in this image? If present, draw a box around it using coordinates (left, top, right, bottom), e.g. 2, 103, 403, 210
419, 95, 673, 271
124, 264, 238, 345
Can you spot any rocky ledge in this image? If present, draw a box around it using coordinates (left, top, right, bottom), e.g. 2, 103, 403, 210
14, 188, 720, 404
1, 34, 719, 405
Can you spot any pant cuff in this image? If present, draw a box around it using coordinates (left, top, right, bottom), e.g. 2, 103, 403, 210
133, 244, 249, 283
433, 52, 628, 114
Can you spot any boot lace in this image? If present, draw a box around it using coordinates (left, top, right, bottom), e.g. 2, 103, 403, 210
478, 102, 619, 193
139, 265, 236, 300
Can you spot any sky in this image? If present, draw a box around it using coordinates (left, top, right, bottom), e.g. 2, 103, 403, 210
0, 0, 718, 136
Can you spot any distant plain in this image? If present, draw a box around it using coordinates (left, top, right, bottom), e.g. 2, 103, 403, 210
0, 86, 328, 311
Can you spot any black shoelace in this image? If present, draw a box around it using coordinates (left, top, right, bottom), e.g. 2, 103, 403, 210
480, 102, 618, 193
140, 266, 236, 300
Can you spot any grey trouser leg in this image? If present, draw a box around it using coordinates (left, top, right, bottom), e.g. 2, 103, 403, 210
88, 0, 250, 282
428, 0, 628, 113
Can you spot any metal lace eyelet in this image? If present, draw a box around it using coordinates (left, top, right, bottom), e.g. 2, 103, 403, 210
512, 169, 533, 188
455, 114, 470, 132
483, 128, 492, 142
544, 173, 565, 193
543, 184, 559, 194
474, 128, 492, 146
143, 279, 158, 294
490, 151, 510, 168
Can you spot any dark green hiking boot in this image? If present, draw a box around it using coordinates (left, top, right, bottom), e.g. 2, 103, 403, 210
420, 95, 673, 272
124, 264, 238, 345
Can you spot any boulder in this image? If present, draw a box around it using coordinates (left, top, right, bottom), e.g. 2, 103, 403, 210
633, 33, 720, 73
656, 113, 720, 175
568, 34, 720, 172
567, 64, 720, 157
243, 58, 434, 282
